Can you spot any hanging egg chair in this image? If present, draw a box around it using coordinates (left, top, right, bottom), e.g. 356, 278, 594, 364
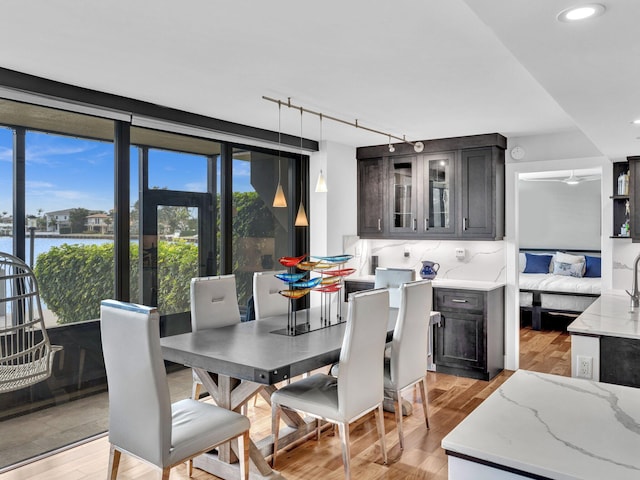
0, 251, 62, 393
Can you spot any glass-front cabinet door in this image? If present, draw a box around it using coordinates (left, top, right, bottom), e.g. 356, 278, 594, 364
389, 156, 417, 234
419, 152, 456, 236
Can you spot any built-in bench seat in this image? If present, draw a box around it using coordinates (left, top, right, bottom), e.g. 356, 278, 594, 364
519, 250, 601, 330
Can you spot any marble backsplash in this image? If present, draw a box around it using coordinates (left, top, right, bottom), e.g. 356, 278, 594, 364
611, 240, 640, 292
343, 236, 506, 283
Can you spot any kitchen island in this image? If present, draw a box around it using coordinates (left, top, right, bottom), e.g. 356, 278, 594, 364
568, 292, 640, 386
442, 369, 640, 480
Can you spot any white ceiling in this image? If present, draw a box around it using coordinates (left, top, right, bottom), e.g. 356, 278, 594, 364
0, 1, 637, 159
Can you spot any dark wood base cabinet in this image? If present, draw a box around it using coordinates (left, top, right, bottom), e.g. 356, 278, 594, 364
600, 336, 640, 388
434, 286, 504, 381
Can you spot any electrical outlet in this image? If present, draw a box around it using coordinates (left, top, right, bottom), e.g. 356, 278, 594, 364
577, 355, 593, 379
455, 248, 465, 260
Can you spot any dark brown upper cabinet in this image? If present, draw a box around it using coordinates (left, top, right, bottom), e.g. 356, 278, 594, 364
357, 157, 386, 238
356, 134, 505, 240
460, 146, 504, 240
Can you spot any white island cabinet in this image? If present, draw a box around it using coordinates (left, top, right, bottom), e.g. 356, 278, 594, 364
442, 370, 640, 480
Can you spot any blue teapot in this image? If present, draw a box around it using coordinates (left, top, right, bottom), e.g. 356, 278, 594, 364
420, 260, 440, 280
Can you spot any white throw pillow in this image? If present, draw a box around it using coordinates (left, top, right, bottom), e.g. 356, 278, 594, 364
553, 261, 585, 278
555, 251, 585, 265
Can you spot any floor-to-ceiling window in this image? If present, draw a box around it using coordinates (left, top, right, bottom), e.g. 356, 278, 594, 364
0, 102, 118, 469
0, 93, 309, 470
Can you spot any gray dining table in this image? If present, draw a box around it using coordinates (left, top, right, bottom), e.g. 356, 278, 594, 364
161, 305, 398, 480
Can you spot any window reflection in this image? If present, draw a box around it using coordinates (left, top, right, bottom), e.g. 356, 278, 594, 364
393, 161, 413, 229
232, 149, 289, 312
428, 158, 450, 229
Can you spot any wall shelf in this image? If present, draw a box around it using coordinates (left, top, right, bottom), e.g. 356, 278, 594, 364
612, 162, 630, 238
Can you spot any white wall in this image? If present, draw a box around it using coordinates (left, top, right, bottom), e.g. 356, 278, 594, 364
309, 140, 358, 307
309, 140, 358, 257
518, 178, 601, 250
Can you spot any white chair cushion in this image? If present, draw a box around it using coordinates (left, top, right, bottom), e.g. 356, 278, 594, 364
168, 399, 250, 466
271, 373, 342, 422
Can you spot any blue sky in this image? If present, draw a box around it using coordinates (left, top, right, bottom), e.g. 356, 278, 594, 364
0, 127, 253, 217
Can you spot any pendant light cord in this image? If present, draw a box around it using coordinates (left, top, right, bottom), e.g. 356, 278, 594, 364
278, 101, 282, 184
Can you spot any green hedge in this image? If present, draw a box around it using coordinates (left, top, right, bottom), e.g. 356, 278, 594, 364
35, 242, 197, 324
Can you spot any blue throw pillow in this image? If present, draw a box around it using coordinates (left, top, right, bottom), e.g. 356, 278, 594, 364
523, 253, 553, 274
584, 255, 601, 278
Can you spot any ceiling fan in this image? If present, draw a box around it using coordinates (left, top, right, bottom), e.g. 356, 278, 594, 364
520, 170, 600, 185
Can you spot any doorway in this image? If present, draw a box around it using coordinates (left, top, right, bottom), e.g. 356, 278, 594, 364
516, 167, 601, 371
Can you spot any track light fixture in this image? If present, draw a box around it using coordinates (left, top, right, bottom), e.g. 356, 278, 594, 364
263, 96, 425, 153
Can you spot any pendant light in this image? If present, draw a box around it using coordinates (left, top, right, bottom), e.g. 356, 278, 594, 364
315, 114, 328, 193
295, 193, 308, 226
315, 170, 327, 193
272, 101, 287, 208
295, 107, 309, 227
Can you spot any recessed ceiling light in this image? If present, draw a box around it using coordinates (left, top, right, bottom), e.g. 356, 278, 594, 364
557, 4, 606, 22
633, 119, 640, 125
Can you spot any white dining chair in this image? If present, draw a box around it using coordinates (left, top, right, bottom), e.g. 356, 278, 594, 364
190, 275, 241, 400
384, 279, 432, 450
100, 299, 250, 480
374, 267, 415, 308
253, 270, 289, 319
271, 289, 389, 480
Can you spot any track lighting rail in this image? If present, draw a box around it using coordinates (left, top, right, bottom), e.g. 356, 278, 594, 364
262, 95, 424, 152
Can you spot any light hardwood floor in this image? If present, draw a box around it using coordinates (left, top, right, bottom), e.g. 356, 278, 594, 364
0, 326, 570, 480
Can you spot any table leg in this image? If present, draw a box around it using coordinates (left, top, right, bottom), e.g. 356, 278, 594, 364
193, 370, 333, 479
217, 375, 236, 463
193, 369, 286, 480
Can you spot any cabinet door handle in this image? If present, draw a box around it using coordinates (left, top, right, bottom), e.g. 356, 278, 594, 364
451, 298, 468, 303
413, 218, 417, 231
377, 218, 381, 231
463, 217, 468, 231
424, 218, 429, 231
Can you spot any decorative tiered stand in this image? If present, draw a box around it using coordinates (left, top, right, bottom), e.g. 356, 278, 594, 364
273, 254, 355, 336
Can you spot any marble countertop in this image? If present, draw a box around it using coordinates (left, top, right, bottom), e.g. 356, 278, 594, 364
347, 275, 504, 292
568, 292, 640, 340
442, 369, 640, 480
